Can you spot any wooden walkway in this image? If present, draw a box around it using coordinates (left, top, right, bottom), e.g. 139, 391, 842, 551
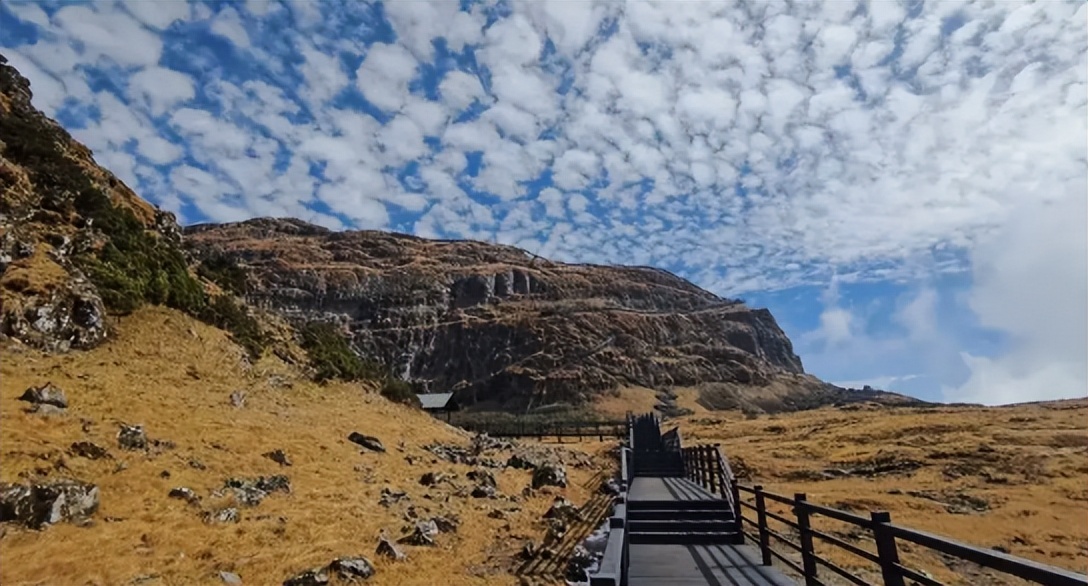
627, 478, 794, 586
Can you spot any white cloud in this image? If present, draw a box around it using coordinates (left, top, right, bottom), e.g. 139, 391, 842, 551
355, 42, 419, 112
211, 7, 251, 48
122, 0, 190, 30
128, 66, 196, 115
54, 4, 163, 66
439, 70, 487, 112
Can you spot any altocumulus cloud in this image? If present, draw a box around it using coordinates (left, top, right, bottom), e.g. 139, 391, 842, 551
0, 0, 1084, 404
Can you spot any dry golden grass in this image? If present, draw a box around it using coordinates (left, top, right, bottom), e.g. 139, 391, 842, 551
591, 386, 659, 419
679, 404, 1088, 584
0, 306, 612, 586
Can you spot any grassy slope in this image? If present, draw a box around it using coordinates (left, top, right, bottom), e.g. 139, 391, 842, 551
0, 307, 612, 586
680, 405, 1088, 584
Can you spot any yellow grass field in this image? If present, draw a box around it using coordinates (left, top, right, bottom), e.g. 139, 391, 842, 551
0, 307, 614, 586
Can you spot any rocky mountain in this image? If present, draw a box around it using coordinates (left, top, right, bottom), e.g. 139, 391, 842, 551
0, 52, 916, 413
184, 218, 882, 411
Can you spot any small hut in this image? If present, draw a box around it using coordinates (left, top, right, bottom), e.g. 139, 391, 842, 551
416, 392, 460, 422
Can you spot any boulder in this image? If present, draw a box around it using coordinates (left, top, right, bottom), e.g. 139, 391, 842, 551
375, 535, 406, 561
222, 476, 290, 506
348, 433, 385, 453
531, 463, 568, 489
18, 382, 68, 409
168, 487, 200, 505
329, 557, 375, 580
0, 480, 99, 528
69, 441, 109, 460
263, 449, 293, 467
543, 497, 580, 522
282, 568, 329, 586
117, 424, 148, 451
398, 519, 438, 546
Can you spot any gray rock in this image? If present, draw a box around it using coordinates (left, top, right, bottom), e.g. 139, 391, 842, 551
431, 515, 459, 533
117, 424, 148, 451
418, 471, 446, 486
69, 441, 110, 460
398, 519, 438, 546
222, 476, 290, 506
348, 432, 385, 453
543, 497, 580, 521
263, 449, 292, 467
329, 557, 375, 580
230, 391, 246, 408
204, 507, 240, 524
0, 480, 99, 528
531, 463, 568, 489
565, 545, 596, 582
471, 484, 496, 499
282, 568, 328, 586
18, 382, 68, 408
376, 535, 407, 561
28, 403, 67, 417
218, 571, 242, 584
467, 468, 496, 487
168, 487, 200, 505
379, 488, 408, 507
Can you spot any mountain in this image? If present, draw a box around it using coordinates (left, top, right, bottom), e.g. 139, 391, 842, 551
0, 53, 918, 414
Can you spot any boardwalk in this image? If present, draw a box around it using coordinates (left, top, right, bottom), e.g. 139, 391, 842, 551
626, 476, 793, 586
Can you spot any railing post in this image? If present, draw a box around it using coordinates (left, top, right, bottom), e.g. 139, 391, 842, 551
795, 493, 819, 586
707, 447, 718, 494
871, 511, 905, 586
755, 486, 771, 564
699, 447, 710, 489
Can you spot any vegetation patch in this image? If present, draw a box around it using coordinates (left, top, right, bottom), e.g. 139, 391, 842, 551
198, 295, 265, 359
195, 253, 248, 295
380, 378, 421, 408
299, 322, 383, 383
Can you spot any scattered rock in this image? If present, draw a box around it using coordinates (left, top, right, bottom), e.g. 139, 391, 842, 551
348, 432, 385, 453
472, 484, 496, 499
328, 557, 375, 580
519, 540, 536, 560
218, 571, 242, 584
907, 490, 990, 514
565, 545, 595, 582
204, 507, 240, 524
222, 476, 291, 507
418, 471, 447, 486
431, 515, 459, 533
18, 382, 68, 409
531, 463, 568, 489
488, 509, 507, 519
168, 487, 200, 505
379, 488, 408, 507
263, 449, 292, 467
69, 441, 109, 460
467, 468, 496, 487
543, 497, 580, 522
506, 454, 538, 470
0, 480, 99, 528
160, 470, 171, 479
282, 568, 328, 586
598, 478, 622, 496
117, 424, 148, 451
188, 459, 207, 470
398, 519, 438, 546
229, 391, 246, 408
28, 404, 67, 417
376, 534, 407, 561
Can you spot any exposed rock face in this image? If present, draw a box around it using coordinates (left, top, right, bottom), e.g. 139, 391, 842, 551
184, 218, 814, 409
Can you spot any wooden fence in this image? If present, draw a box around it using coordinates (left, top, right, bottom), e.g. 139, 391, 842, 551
456, 418, 627, 440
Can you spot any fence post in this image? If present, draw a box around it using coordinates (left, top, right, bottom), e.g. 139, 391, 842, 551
871, 511, 905, 586
706, 447, 718, 494
699, 447, 711, 489
795, 493, 819, 586
754, 486, 770, 564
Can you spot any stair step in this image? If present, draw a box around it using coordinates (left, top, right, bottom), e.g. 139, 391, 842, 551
629, 520, 736, 532
629, 531, 741, 545
629, 510, 735, 521
629, 499, 732, 511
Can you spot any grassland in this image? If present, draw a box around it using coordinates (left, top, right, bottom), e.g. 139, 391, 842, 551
0, 307, 614, 586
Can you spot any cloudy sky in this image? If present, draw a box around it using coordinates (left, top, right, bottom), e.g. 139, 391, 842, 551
2, 0, 1085, 405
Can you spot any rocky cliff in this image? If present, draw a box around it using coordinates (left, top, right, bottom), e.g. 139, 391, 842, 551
184, 218, 828, 409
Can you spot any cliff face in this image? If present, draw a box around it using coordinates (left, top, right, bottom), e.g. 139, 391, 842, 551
185, 218, 812, 409
0, 54, 192, 352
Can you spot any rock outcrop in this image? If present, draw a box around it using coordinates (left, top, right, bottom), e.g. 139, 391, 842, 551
183, 218, 823, 409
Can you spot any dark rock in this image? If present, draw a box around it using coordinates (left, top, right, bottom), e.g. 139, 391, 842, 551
263, 449, 293, 467
467, 468, 496, 487
282, 568, 328, 586
471, 484, 496, 499
189, 459, 207, 470
0, 480, 99, 528
488, 509, 507, 519
204, 507, 240, 524
160, 470, 171, 479
222, 476, 291, 506
348, 433, 385, 453
598, 478, 622, 496
505, 454, 538, 470
69, 441, 109, 460
379, 488, 408, 507
168, 487, 200, 505
329, 557, 375, 580
18, 382, 68, 408
565, 545, 595, 582
376, 534, 407, 561
418, 471, 446, 486
398, 519, 438, 546
117, 424, 148, 451
543, 497, 580, 521
531, 463, 568, 489
431, 515, 459, 533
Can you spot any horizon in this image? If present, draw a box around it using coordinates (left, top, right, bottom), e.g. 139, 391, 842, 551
1, 0, 1085, 406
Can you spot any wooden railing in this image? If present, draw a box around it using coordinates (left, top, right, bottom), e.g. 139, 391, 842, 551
735, 484, 1088, 586
457, 418, 626, 439
591, 418, 633, 586
682, 443, 743, 544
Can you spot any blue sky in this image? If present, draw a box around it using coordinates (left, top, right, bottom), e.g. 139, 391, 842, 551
2, 0, 1085, 405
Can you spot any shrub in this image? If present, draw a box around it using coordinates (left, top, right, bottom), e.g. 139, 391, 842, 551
196, 253, 249, 295
198, 295, 265, 359
380, 378, 421, 408
299, 322, 383, 382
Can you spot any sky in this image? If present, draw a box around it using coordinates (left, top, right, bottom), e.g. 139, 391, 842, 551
1, 0, 1085, 405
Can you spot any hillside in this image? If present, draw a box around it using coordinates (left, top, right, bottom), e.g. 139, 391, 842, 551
1, 306, 614, 585
677, 403, 1088, 585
